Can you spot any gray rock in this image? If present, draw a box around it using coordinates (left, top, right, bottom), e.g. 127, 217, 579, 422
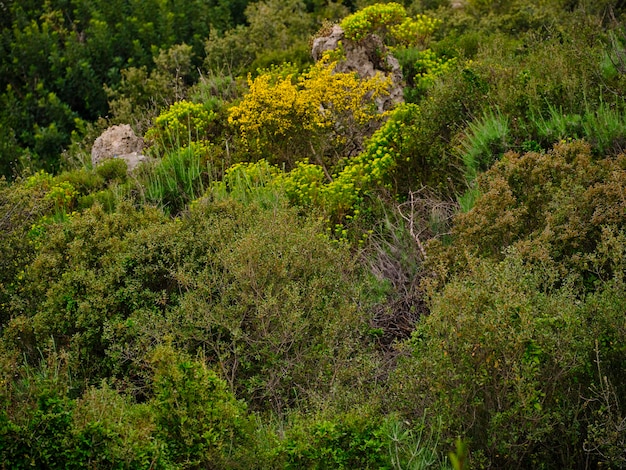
311, 25, 404, 112
91, 124, 149, 171
311, 25, 345, 62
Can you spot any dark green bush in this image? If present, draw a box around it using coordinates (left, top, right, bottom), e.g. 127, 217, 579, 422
388, 62, 486, 193
96, 158, 128, 183
430, 140, 626, 284
390, 244, 626, 468
149, 345, 255, 469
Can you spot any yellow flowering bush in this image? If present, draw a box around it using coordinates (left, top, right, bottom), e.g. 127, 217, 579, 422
145, 100, 218, 153
228, 56, 392, 168
24, 171, 77, 214
218, 104, 416, 222
390, 15, 441, 49
24, 170, 54, 192
340, 3, 439, 49
340, 2, 406, 42
278, 161, 325, 206
413, 49, 457, 89
320, 104, 416, 218
45, 181, 78, 212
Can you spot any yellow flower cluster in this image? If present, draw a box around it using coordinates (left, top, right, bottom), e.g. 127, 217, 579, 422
45, 181, 77, 211
278, 161, 325, 206
340, 2, 406, 42
228, 57, 391, 145
24, 169, 53, 191
340, 3, 439, 49
414, 49, 456, 88
145, 100, 217, 149
219, 104, 417, 222
390, 15, 440, 49
25, 170, 77, 213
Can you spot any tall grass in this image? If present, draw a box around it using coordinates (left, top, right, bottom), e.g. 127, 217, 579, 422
461, 110, 510, 183
386, 416, 452, 470
137, 144, 215, 215
208, 160, 287, 209
531, 100, 626, 154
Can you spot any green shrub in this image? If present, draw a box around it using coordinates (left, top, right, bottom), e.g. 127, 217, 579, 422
57, 167, 106, 194
0, 351, 168, 468
431, 140, 626, 284
96, 158, 128, 183
280, 411, 388, 469
395, 47, 457, 103
151, 199, 377, 412
3, 202, 170, 377
388, 62, 485, 193
5, 188, 379, 413
406, 139, 626, 467
149, 345, 255, 469
0, 174, 56, 323
391, 246, 626, 467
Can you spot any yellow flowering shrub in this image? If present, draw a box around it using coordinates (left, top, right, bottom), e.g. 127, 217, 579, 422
218, 104, 416, 222
278, 161, 325, 206
340, 3, 439, 49
390, 15, 441, 49
45, 181, 78, 212
228, 56, 392, 168
413, 49, 457, 90
340, 2, 406, 42
24, 170, 54, 192
145, 100, 218, 153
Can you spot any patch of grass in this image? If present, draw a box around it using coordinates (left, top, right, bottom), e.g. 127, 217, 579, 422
461, 110, 510, 182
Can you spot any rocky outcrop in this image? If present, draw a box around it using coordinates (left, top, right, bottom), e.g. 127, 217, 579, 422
311, 25, 404, 111
91, 124, 149, 171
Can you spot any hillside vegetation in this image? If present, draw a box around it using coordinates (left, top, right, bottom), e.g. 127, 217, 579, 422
1, 0, 626, 468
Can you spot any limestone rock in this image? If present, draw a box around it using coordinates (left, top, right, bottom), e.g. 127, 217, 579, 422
91, 124, 149, 171
311, 25, 345, 62
311, 25, 404, 111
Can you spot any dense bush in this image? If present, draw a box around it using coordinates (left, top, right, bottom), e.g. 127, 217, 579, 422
431, 140, 626, 284
390, 242, 626, 468
390, 140, 626, 467
3, 189, 381, 414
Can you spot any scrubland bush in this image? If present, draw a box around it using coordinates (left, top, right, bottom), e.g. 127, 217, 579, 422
0, 344, 258, 469
204, 0, 316, 76
390, 247, 626, 467
228, 57, 391, 170
388, 140, 626, 468
432, 140, 626, 283
3, 188, 381, 414
149, 345, 255, 469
